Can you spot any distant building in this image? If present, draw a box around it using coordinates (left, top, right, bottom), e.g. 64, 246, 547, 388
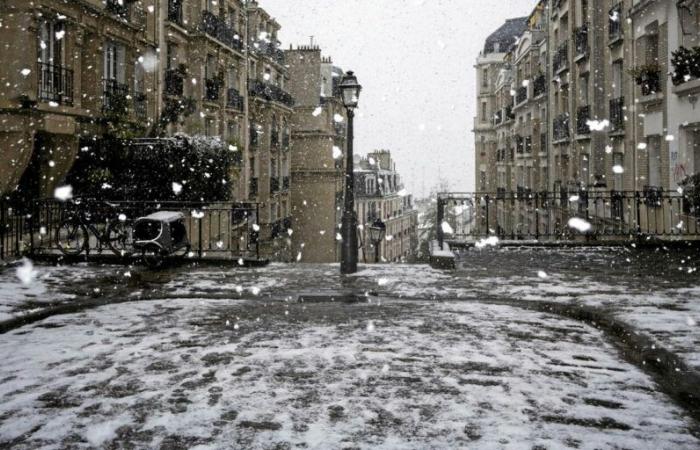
355, 151, 418, 263
285, 46, 347, 263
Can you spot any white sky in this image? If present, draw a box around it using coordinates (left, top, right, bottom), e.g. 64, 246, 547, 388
262, 0, 534, 198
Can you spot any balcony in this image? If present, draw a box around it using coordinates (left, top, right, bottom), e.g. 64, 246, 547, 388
533, 74, 546, 97
576, 105, 591, 135
164, 69, 184, 97
609, 4, 623, 42
553, 41, 569, 74
643, 186, 663, 207
255, 41, 286, 65
283, 176, 290, 190
515, 86, 527, 105
226, 88, 243, 111
248, 79, 295, 107
102, 79, 129, 113
37, 62, 73, 105
610, 97, 625, 131
270, 177, 280, 193
167, 0, 183, 26
204, 78, 220, 102
200, 10, 243, 52
133, 92, 147, 119
553, 114, 570, 141
574, 24, 589, 58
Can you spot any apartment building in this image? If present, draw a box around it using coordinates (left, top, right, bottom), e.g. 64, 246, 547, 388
245, 1, 293, 260
355, 151, 418, 263
473, 17, 528, 193
0, 0, 156, 200
285, 46, 347, 263
475, 0, 700, 235
0, 0, 302, 260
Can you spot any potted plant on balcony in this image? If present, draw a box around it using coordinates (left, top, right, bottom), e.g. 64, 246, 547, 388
630, 63, 661, 95
671, 46, 700, 86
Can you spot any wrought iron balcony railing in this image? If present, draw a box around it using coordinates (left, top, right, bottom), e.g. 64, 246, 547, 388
516, 85, 527, 105
248, 79, 295, 107
576, 105, 591, 135
102, 78, 129, 113
37, 62, 73, 105
200, 10, 243, 51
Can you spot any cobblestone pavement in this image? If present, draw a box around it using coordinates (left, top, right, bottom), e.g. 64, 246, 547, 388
0, 296, 698, 449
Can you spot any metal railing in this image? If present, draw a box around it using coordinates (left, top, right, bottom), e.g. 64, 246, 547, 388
516, 86, 527, 105
200, 10, 243, 51
1, 199, 261, 261
102, 79, 130, 113
533, 74, 546, 97
37, 62, 74, 105
248, 79, 295, 107
436, 190, 700, 248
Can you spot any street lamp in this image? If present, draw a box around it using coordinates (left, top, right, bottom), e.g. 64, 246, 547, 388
339, 71, 362, 274
368, 218, 386, 263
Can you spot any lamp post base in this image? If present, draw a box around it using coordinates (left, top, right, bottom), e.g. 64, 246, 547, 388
340, 212, 358, 274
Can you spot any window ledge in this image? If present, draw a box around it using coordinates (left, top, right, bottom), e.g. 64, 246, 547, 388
672, 78, 700, 97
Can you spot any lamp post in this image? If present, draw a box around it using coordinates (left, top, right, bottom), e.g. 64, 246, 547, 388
368, 218, 386, 263
339, 71, 362, 274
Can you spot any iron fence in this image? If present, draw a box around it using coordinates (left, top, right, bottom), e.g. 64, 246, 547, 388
1, 199, 261, 262
436, 190, 700, 248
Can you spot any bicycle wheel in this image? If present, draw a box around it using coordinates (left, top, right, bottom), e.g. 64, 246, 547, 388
107, 220, 134, 257
142, 244, 164, 269
56, 219, 88, 255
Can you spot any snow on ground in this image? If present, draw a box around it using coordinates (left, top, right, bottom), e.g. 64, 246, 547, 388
0, 298, 698, 449
0, 262, 121, 322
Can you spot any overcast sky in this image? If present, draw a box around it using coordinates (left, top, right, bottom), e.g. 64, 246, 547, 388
262, 0, 534, 198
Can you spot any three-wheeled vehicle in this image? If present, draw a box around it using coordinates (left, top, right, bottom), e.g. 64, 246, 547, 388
133, 211, 190, 268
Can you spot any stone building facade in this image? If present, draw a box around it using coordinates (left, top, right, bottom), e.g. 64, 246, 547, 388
355, 151, 418, 263
285, 46, 347, 263
475, 0, 700, 234
0, 0, 303, 260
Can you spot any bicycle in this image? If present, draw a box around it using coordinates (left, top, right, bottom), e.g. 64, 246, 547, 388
55, 200, 134, 257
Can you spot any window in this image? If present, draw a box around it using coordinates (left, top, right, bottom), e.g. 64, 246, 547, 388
205, 55, 217, 80
205, 118, 216, 137
207, 0, 218, 13
580, 153, 590, 185
103, 41, 125, 83
647, 136, 662, 187
39, 21, 64, 66
578, 74, 588, 104
166, 42, 177, 70
482, 68, 488, 88
612, 61, 623, 98
481, 102, 487, 122
613, 152, 624, 191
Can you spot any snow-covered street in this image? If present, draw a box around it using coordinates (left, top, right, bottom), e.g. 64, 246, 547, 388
1, 247, 700, 448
